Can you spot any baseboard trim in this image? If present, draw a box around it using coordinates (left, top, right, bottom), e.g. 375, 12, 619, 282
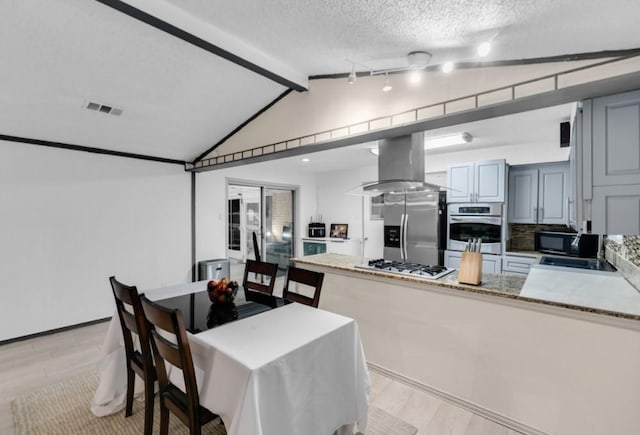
0, 317, 112, 346
367, 362, 548, 435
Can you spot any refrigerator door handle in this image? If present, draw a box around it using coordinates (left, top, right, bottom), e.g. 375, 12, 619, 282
402, 213, 408, 261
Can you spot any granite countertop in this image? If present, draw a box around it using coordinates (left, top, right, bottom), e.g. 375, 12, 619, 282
293, 253, 640, 322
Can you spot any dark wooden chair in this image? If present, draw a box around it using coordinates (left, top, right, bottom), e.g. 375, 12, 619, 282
242, 259, 279, 295
282, 267, 325, 308
140, 294, 221, 435
109, 276, 156, 435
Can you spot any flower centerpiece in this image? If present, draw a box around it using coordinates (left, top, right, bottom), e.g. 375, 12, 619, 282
207, 278, 238, 304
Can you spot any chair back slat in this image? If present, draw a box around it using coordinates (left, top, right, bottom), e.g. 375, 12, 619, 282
121, 310, 140, 334
109, 276, 152, 360
140, 294, 201, 418
151, 330, 184, 369
242, 259, 279, 295
283, 267, 324, 308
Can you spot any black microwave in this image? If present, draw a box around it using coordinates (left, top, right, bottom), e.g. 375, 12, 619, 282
534, 231, 599, 258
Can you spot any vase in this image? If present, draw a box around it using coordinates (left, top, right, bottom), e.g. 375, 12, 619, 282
206, 301, 238, 328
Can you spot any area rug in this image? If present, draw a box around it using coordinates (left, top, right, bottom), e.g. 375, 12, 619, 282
12, 373, 417, 435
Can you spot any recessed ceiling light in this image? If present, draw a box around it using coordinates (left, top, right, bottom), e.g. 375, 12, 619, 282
301, 157, 310, 163
382, 73, 392, 92
369, 148, 379, 156
477, 41, 491, 57
408, 70, 421, 84
442, 62, 454, 74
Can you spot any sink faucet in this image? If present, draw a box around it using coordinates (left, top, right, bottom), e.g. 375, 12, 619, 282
571, 230, 582, 248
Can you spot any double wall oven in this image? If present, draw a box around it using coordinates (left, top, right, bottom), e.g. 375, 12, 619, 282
447, 203, 503, 254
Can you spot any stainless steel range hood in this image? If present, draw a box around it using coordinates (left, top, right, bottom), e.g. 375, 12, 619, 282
363, 132, 440, 193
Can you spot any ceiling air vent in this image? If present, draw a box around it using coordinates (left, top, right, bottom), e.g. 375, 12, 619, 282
85, 100, 123, 116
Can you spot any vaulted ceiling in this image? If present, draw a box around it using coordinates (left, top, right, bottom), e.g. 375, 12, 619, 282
1, 0, 639, 162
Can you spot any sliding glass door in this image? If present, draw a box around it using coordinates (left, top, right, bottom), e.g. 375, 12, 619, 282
227, 183, 295, 275
263, 188, 294, 276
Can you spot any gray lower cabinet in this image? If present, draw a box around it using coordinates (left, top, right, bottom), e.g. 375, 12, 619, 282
508, 162, 569, 225
591, 185, 640, 234
501, 254, 536, 275
444, 250, 502, 274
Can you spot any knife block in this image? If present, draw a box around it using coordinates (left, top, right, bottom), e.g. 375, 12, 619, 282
458, 252, 482, 285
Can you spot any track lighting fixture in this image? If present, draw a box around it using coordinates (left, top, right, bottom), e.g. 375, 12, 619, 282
346, 39, 497, 90
382, 73, 392, 92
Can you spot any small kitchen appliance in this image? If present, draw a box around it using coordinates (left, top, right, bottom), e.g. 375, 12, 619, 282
534, 231, 599, 258
308, 222, 326, 238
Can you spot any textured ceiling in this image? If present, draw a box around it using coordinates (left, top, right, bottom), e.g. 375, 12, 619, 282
165, 0, 640, 74
1, 0, 639, 162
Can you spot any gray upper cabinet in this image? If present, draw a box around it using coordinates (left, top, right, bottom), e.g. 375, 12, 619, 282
508, 163, 569, 224
592, 90, 640, 187
582, 90, 640, 234
447, 159, 505, 203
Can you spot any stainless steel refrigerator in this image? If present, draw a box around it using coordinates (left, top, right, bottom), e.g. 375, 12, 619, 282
383, 191, 446, 265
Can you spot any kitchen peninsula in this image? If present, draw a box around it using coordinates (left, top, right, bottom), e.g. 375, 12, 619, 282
294, 253, 640, 435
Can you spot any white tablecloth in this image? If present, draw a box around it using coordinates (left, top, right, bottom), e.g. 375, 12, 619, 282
90, 281, 370, 435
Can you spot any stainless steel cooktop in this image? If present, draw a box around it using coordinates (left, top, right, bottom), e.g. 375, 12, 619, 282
356, 259, 454, 280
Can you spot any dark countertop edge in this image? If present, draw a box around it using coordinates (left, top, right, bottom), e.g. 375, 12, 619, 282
293, 256, 640, 322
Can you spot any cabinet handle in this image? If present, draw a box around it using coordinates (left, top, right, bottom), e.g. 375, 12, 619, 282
539, 207, 544, 222
566, 198, 571, 227
533, 207, 538, 223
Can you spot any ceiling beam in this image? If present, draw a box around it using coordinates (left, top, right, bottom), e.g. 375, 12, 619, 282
95, 0, 308, 91
0, 134, 186, 165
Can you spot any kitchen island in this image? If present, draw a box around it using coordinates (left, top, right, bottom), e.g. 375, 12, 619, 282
294, 253, 640, 435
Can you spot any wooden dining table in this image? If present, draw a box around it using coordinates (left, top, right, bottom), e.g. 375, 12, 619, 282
90, 280, 370, 435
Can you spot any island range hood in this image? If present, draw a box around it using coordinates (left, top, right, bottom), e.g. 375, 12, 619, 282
363, 132, 441, 193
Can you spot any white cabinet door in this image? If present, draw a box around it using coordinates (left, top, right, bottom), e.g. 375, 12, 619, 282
508, 168, 538, 223
475, 160, 506, 203
444, 250, 462, 269
326, 239, 358, 256
591, 185, 640, 234
592, 90, 640, 187
447, 163, 473, 203
538, 165, 569, 225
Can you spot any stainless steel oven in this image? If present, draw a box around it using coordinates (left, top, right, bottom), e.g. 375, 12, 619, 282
447, 203, 503, 254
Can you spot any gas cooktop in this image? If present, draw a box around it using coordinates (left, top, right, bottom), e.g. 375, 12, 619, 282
356, 259, 454, 280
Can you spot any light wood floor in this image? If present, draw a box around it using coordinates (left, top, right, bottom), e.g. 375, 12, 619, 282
0, 321, 523, 435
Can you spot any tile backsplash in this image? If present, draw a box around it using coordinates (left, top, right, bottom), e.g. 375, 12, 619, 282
605, 236, 640, 290
508, 224, 576, 251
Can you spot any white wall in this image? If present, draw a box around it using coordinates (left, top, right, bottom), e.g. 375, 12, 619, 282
314, 165, 383, 259
0, 140, 191, 341
210, 60, 600, 157
195, 162, 317, 265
